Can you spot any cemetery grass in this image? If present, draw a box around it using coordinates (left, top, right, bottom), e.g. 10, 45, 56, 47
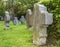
0, 21, 59, 47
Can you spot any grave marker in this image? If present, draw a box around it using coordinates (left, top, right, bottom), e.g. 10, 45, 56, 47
33, 4, 53, 45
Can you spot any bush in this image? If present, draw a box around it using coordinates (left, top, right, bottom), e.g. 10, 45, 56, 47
38, 0, 60, 44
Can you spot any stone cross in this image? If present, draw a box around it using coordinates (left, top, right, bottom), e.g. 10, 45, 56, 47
33, 4, 53, 45
4, 11, 10, 30
26, 9, 32, 29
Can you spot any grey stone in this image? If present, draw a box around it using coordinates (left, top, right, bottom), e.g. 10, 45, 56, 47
45, 12, 53, 25
33, 3, 53, 45
26, 9, 33, 28
1, 17, 4, 20
0, 16, 3, 21
4, 11, 10, 30
13, 17, 18, 25
20, 16, 25, 24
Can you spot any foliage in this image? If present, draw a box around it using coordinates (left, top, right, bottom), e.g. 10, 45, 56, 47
14, 0, 39, 16
0, 0, 39, 17
38, 0, 60, 44
0, 0, 5, 16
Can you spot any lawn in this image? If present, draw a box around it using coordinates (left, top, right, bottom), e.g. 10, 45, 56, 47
0, 21, 59, 47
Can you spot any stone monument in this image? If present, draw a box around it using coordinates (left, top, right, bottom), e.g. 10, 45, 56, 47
20, 16, 25, 24
0, 16, 3, 21
26, 9, 33, 28
13, 17, 18, 25
4, 11, 10, 30
33, 4, 53, 45
1, 17, 3, 21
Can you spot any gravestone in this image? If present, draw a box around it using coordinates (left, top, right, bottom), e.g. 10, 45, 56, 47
33, 4, 53, 45
13, 17, 18, 25
1, 17, 4, 21
0, 16, 3, 21
4, 11, 10, 30
26, 9, 32, 28
20, 16, 25, 24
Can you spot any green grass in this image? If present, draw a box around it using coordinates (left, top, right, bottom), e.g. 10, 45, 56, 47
0, 21, 59, 47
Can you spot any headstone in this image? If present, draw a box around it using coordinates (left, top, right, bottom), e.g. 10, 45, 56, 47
4, 11, 10, 30
0, 16, 3, 21
1, 17, 3, 21
26, 9, 32, 28
33, 4, 53, 45
13, 17, 18, 25
20, 16, 25, 24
